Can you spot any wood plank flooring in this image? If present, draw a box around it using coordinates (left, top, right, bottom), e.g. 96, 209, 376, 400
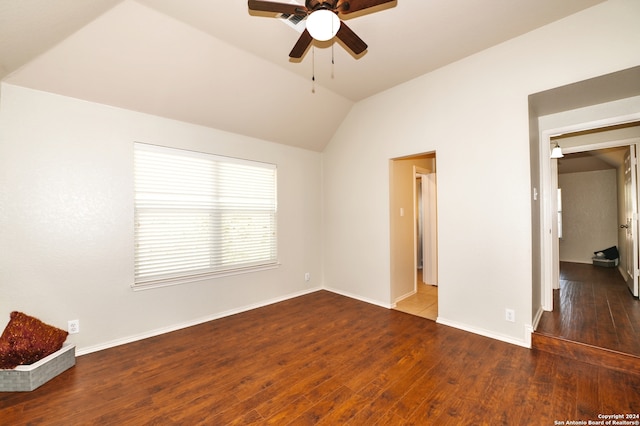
536, 262, 640, 356
2, 290, 639, 425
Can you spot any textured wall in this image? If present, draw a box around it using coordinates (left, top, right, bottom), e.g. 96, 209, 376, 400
559, 169, 619, 263
0, 84, 324, 354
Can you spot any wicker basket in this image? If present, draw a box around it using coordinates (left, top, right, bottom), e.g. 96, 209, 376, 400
0, 344, 75, 392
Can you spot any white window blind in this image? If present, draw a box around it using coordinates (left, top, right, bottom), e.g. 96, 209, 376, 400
134, 143, 277, 288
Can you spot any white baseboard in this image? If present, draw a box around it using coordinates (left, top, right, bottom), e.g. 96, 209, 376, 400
77, 286, 535, 357
325, 288, 533, 348
323, 286, 392, 309
618, 265, 630, 281
75, 286, 322, 356
436, 317, 531, 349
532, 306, 544, 331
524, 325, 534, 348
393, 289, 417, 307
559, 258, 593, 264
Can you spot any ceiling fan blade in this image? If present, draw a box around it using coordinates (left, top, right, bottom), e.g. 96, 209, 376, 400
336, 22, 367, 55
248, 0, 308, 15
338, 0, 395, 14
289, 29, 314, 58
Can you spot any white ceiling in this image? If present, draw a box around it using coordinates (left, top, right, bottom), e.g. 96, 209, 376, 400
558, 147, 627, 174
0, 0, 606, 151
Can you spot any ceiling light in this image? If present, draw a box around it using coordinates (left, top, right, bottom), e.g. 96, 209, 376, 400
550, 142, 564, 159
306, 9, 340, 41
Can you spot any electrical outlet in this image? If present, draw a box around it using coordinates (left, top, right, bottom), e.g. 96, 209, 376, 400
68, 319, 80, 334
304, 272, 311, 282
505, 309, 515, 323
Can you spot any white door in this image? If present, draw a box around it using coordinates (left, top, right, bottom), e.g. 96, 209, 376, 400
421, 174, 438, 285
623, 145, 639, 297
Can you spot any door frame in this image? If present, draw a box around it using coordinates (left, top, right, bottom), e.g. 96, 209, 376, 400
540, 113, 640, 311
413, 166, 429, 292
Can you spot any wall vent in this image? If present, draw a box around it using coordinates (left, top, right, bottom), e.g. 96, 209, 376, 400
279, 12, 307, 32
277, 1, 306, 33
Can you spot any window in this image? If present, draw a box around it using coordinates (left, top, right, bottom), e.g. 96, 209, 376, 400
133, 143, 277, 288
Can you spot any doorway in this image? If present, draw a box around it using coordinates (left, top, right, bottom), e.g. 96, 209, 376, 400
539, 123, 640, 357
549, 124, 640, 301
541, 120, 640, 310
556, 144, 629, 268
389, 153, 438, 320
531, 66, 640, 354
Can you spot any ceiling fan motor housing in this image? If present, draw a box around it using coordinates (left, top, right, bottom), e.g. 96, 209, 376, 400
307, 0, 345, 13
248, 0, 395, 58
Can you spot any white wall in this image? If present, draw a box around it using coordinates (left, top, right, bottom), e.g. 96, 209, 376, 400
559, 170, 618, 263
323, 0, 640, 346
0, 84, 323, 354
2, 1, 639, 355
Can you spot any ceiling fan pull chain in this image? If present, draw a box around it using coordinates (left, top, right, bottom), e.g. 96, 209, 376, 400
331, 44, 335, 79
312, 46, 316, 94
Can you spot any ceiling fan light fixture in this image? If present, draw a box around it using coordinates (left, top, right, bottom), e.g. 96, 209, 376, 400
306, 9, 340, 41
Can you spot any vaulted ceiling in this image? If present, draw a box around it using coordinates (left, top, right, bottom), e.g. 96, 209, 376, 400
0, 0, 606, 151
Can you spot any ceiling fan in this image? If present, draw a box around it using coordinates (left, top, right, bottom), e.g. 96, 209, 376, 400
247, 0, 395, 58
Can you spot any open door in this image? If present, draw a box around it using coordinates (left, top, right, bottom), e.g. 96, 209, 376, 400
421, 173, 438, 285
623, 145, 640, 297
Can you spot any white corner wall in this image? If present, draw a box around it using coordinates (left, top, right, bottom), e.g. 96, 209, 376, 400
559, 170, 618, 263
0, 84, 323, 354
322, 0, 640, 346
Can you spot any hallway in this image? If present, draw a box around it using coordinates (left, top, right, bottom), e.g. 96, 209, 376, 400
393, 270, 438, 320
536, 261, 640, 356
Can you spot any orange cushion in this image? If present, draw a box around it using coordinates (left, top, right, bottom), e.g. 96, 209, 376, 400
0, 311, 68, 369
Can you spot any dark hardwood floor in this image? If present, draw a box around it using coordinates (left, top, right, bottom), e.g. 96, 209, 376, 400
2, 290, 639, 425
536, 262, 640, 357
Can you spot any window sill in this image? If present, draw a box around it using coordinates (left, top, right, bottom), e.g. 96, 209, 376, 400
131, 263, 280, 291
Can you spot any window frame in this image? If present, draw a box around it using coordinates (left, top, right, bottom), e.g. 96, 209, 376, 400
133, 142, 278, 290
